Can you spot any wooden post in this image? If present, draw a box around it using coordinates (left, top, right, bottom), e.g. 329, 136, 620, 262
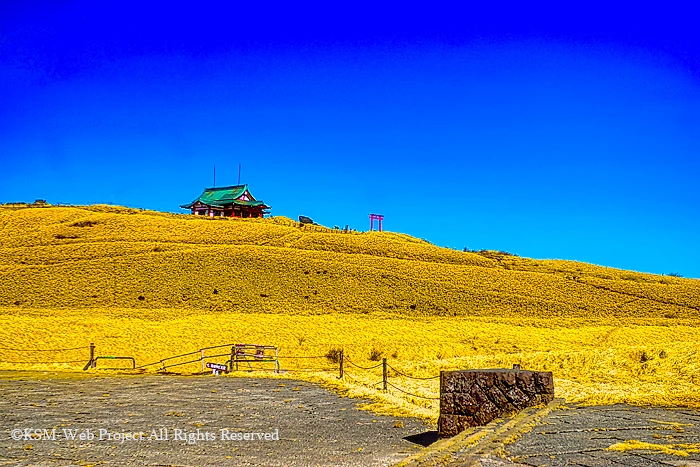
83, 343, 96, 371
382, 358, 387, 391
230, 346, 236, 372
339, 350, 344, 379
201, 349, 205, 373
275, 347, 279, 374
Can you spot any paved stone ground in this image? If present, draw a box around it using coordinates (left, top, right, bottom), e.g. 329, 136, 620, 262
3, 373, 698, 467
505, 403, 700, 467
0, 372, 428, 466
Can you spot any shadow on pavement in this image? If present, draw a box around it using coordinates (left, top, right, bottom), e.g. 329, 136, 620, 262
403, 430, 439, 447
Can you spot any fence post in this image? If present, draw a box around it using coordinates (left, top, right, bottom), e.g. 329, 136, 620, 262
230, 346, 236, 372
339, 350, 344, 379
201, 349, 205, 373
83, 342, 96, 371
382, 358, 387, 391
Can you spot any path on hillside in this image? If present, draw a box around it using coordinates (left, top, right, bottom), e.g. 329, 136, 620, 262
0, 373, 428, 466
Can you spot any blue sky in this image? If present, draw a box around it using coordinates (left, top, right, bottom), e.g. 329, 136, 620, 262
1, 2, 699, 277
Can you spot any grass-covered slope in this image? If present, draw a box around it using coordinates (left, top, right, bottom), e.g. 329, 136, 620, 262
1, 205, 697, 318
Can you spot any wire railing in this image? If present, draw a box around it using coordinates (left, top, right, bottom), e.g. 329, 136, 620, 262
276, 355, 335, 371
340, 356, 441, 400
0, 345, 87, 352
0, 343, 443, 401
345, 359, 384, 371
1, 359, 87, 364
387, 362, 441, 380
0, 344, 91, 366
343, 371, 384, 389
387, 381, 441, 400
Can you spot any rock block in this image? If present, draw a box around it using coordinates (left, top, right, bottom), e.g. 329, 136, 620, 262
438, 368, 554, 437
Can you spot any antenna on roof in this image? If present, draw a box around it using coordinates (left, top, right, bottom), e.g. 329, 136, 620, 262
213, 165, 216, 188
238, 163, 241, 185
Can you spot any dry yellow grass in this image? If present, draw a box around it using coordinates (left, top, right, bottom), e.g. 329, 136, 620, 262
607, 439, 700, 457
0, 204, 698, 421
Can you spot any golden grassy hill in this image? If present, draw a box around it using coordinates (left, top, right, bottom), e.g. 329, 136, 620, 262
1, 204, 697, 317
1, 204, 699, 420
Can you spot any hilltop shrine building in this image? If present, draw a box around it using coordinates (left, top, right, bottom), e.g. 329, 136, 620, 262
181, 185, 270, 218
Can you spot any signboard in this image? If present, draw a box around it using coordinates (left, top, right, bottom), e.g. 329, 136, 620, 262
206, 362, 228, 373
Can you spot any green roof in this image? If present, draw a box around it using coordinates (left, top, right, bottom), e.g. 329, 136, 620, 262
180, 185, 269, 209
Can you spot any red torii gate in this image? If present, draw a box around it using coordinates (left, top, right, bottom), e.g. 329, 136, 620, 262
369, 213, 384, 232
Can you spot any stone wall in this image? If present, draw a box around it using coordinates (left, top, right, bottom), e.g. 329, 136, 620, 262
438, 368, 554, 437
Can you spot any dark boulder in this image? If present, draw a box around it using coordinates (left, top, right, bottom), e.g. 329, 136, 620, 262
438, 368, 554, 437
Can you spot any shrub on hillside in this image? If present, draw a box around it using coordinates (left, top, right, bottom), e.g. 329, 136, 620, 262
325, 347, 343, 364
